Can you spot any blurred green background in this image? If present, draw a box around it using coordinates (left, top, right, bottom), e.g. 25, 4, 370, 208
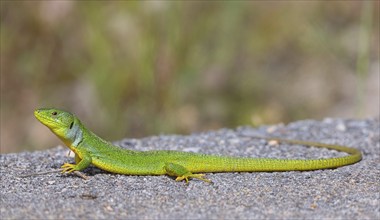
1, 1, 379, 153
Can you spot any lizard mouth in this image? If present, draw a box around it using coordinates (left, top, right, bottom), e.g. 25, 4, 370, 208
34, 110, 65, 128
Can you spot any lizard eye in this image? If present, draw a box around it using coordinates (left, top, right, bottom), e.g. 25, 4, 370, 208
69, 122, 74, 129
52, 112, 57, 116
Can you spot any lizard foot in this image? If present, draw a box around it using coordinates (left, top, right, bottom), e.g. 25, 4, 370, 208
175, 173, 211, 183
61, 163, 77, 173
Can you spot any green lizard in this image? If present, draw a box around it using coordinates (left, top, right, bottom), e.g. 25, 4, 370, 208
34, 108, 362, 183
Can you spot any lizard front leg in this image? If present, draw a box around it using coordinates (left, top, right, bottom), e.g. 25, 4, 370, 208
61, 153, 92, 173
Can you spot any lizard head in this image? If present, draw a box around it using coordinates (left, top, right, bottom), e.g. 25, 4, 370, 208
34, 108, 79, 146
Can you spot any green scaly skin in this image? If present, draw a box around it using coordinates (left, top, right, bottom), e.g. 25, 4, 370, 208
34, 108, 362, 183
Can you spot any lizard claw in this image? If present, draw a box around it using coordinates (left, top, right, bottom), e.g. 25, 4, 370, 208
61, 163, 77, 173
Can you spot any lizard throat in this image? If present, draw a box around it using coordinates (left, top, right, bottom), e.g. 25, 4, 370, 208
63, 123, 83, 149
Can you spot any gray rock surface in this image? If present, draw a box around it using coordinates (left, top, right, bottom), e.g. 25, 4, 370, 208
1, 118, 379, 219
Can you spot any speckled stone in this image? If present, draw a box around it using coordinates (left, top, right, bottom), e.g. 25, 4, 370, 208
1, 118, 379, 219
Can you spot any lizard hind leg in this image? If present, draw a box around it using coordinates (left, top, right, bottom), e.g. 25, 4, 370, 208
164, 163, 211, 183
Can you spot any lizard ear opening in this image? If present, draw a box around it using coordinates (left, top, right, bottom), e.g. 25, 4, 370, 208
69, 122, 74, 129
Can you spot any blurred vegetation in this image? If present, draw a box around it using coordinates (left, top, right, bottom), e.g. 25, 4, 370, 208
1, 1, 379, 153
